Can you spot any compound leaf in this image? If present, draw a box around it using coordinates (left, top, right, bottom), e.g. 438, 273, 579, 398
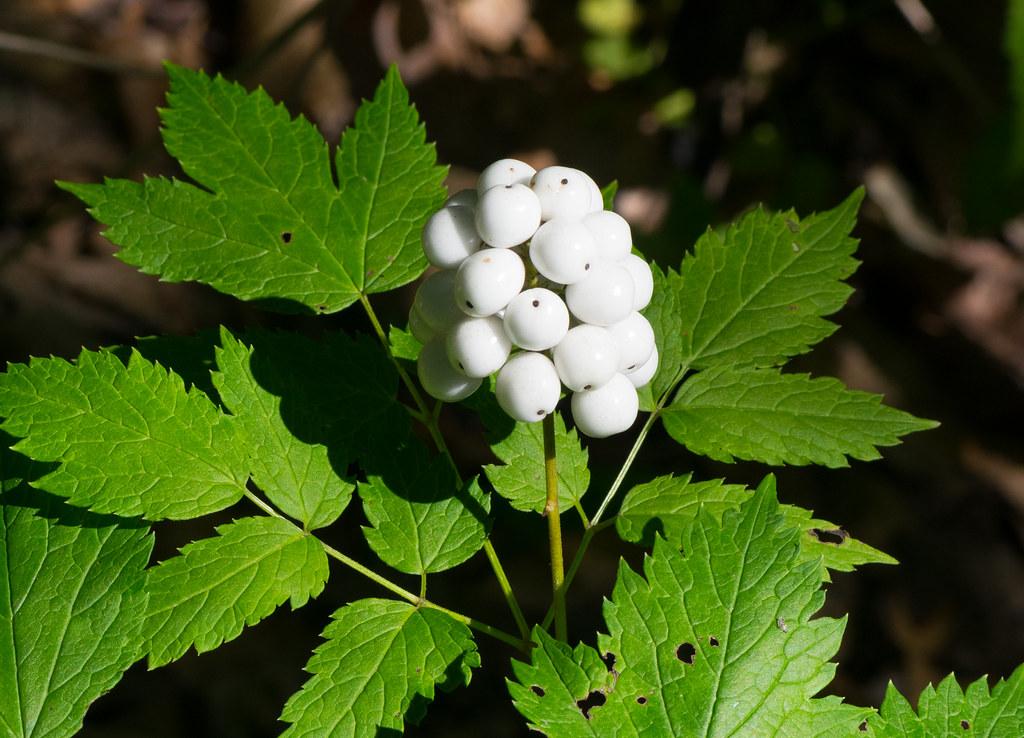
359, 444, 490, 575
280, 598, 479, 737
866, 667, 1024, 737
0, 349, 248, 520
212, 328, 354, 530
61, 64, 445, 314
0, 447, 152, 738
510, 481, 870, 736
663, 366, 937, 468
484, 412, 589, 515
616, 475, 895, 579
142, 515, 328, 668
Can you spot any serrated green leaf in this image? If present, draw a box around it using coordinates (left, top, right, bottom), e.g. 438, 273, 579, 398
389, 324, 423, 361
142, 515, 328, 668
510, 481, 870, 736
280, 598, 479, 737
663, 365, 937, 468
642, 263, 686, 401
359, 444, 490, 575
601, 180, 619, 211
484, 412, 589, 515
61, 64, 445, 314
867, 667, 1024, 737
0, 349, 248, 520
668, 190, 863, 374
213, 328, 354, 530
616, 474, 896, 579
0, 446, 152, 738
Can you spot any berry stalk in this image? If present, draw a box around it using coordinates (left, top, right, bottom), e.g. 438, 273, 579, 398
543, 413, 567, 641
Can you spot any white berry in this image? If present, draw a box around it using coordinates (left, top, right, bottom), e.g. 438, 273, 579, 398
608, 312, 655, 373
446, 316, 512, 378
422, 205, 481, 269
531, 166, 594, 221
529, 218, 598, 285
565, 261, 635, 326
582, 172, 604, 213
418, 338, 481, 402
621, 253, 653, 310
475, 184, 542, 248
552, 324, 620, 392
495, 352, 561, 422
445, 188, 479, 208
408, 303, 437, 344
414, 270, 462, 333
627, 346, 659, 388
583, 210, 632, 262
477, 158, 536, 193
503, 288, 570, 350
571, 374, 639, 438
455, 248, 525, 317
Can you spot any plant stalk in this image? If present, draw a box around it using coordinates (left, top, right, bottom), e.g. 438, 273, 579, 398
543, 413, 567, 641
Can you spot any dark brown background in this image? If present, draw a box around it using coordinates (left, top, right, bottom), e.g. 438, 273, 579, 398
1, 0, 1023, 735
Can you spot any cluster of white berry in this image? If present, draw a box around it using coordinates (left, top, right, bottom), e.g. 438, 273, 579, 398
410, 158, 658, 438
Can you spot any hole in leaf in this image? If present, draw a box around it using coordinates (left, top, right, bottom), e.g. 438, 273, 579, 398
636, 696, 647, 705
600, 652, 616, 672
531, 685, 545, 697
709, 636, 719, 647
961, 720, 970, 730
809, 528, 848, 545
858, 720, 868, 732
676, 643, 696, 664
280, 231, 292, 243
532, 299, 540, 307
576, 691, 606, 720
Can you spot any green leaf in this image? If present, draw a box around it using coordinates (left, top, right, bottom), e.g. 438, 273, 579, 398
601, 180, 619, 211
359, 444, 490, 575
510, 481, 870, 736
280, 598, 479, 737
642, 263, 686, 401
669, 190, 863, 374
389, 324, 423, 361
142, 515, 328, 668
663, 365, 937, 468
616, 475, 896, 579
213, 328, 354, 530
0, 447, 153, 738
867, 667, 1024, 737
484, 412, 589, 515
0, 349, 248, 520
61, 64, 446, 314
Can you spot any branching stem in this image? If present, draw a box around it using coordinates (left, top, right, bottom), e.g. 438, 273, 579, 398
543, 414, 567, 641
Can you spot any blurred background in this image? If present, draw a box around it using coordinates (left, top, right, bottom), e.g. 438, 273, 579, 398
1, 0, 1023, 735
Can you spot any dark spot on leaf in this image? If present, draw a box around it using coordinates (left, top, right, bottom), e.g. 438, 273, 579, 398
576, 691, 606, 719
280, 231, 292, 243
709, 636, 719, 647
809, 528, 848, 545
531, 685, 545, 697
636, 696, 647, 705
560, 177, 569, 185
961, 720, 970, 730
676, 643, 696, 664
600, 652, 616, 672
532, 299, 540, 307
787, 304, 799, 311
366, 269, 375, 278
858, 720, 868, 732
785, 219, 800, 233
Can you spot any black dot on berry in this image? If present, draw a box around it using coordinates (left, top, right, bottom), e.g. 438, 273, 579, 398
583, 384, 592, 390
584, 263, 591, 270
536, 410, 545, 416
466, 301, 474, 308
532, 300, 540, 307
280, 231, 292, 243
628, 364, 636, 370
560, 178, 568, 185
458, 362, 464, 370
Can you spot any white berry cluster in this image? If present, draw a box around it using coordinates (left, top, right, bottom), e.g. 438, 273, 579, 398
410, 158, 658, 438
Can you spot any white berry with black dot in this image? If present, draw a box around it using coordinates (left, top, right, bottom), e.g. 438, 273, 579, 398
446, 316, 512, 378
414, 270, 462, 333
529, 218, 598, 285
571, 373, 639, 438
608, 312, 655, 373
496, 352, 561, 422
503, 288, 570, 351
552, 324, 620, 392
621, 253, 654, 310
455, 248, 525, 317
475, 184, 542, 248
583, 210, 632, 262
531, 166, 594, 221
418, 338, 481, 402
565, 261, 635, 326
477, 158, 536, 193
422, 205, 481, 269
627, 346, 659, 388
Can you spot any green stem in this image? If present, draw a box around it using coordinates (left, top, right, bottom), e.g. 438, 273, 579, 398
543, 414, 567, 641
540, 519, 615, 630
358, 293, 530, 639
420, 572, 428, 600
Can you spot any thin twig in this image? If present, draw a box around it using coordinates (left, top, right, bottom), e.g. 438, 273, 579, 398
0, 30, 163, 77
543, 413, 567, 640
